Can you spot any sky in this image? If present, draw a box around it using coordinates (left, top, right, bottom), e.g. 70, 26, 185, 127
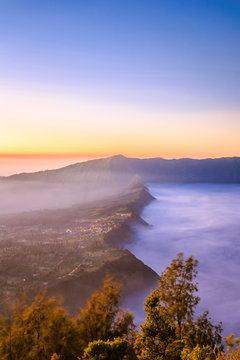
0, 0, 240, 163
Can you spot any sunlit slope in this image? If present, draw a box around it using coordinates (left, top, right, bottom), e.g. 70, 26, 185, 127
4, 155, 134, 184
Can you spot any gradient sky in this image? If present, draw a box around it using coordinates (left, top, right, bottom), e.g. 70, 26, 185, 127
0, 0, 240, 159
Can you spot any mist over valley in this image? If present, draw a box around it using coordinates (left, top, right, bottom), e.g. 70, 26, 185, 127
125, 182, 240, 335
0, 155, 240, 336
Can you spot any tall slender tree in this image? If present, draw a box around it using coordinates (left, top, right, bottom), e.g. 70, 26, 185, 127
135, 253, 222, 360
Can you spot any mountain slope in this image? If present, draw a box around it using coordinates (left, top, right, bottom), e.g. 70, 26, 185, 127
3, 155, 240, 184
129, 156, 240, 183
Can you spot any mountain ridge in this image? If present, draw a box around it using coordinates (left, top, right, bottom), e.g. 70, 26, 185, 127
2, 155, 240, 184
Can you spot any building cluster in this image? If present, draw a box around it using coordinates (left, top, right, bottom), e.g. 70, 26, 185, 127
0, 211, 132, 302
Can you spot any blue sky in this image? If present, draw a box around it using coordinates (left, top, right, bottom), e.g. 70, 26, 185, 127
1, 0, 239, 109
0, 0, 239, 158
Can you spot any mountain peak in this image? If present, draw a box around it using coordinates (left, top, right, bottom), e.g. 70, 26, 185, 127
110, 154, 127, 160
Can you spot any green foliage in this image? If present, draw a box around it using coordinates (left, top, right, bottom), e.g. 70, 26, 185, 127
76, 276, 134, 350
0, 276, 135, 360
134, 307, 177, 359
180, 335, 240, 360
157, 252, 199, 338
181, 345, 213, 360
216, 334, 240, 360
82, 337, 129, 360
135, 253, 222, 360
0, 255, 230, 360
184, 311, 223, 351
0, 292, 80, 360
224, 333, 240, 353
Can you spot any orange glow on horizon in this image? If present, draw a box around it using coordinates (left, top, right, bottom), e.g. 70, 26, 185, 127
0, 153, 104, 159
0, 149, 239, 160
1, 88, 240, 162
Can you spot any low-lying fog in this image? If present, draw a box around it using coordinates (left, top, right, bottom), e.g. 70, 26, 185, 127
124, 183, 240, 335
0, 180, 125, 215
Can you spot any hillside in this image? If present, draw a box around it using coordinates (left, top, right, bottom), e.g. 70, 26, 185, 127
1, 154, 240, 313
128, 156, 240, 183
3, 155, 240, 184
0, 184, 158, 314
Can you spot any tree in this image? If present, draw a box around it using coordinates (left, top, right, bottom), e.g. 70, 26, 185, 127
81, 337, 129, 360
156, 252, 199, 339
135, 253, 222, 360
0, 292, 80, 360
181, 334, 240, 360
134, 309, 176, 359
184, 311, 222, 350
181, 345, 213, 360
76, 276, 135, 351
218, 334, 240, 360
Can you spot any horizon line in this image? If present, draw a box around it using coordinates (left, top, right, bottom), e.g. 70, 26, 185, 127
0, 153, 240, 161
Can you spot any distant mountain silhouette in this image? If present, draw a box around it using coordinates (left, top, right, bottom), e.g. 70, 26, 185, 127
128, 156, 240, 183
4, 155, 240, 184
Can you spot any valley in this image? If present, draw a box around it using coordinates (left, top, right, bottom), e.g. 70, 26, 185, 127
0, 183, 158, 314
1, 154, 240, 322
